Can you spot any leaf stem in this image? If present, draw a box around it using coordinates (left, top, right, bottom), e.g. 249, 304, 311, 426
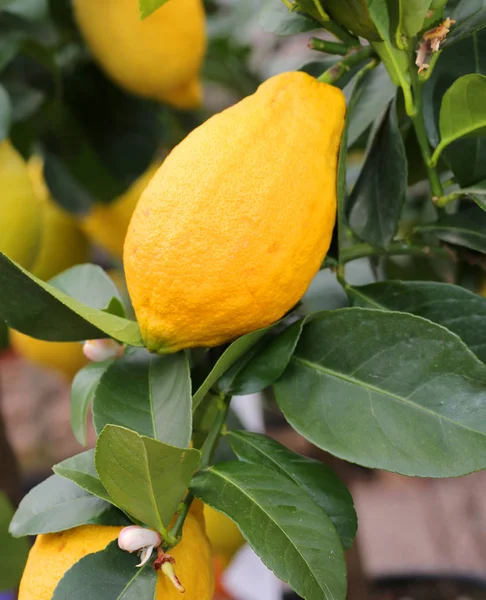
167, 394, 230, 548
322, 20, 360, 46
318, 46, 376, 84
308, 38, 353, 55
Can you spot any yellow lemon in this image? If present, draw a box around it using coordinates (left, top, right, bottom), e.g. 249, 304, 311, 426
124, 71, 346, 353
204, 505, 245, 569
0, 140, 41, 269
18, 504, 214, 600
27, 156, 90, 281
73, 0, 206, 109
9, 331, 88, 381
81, 163, 159, 259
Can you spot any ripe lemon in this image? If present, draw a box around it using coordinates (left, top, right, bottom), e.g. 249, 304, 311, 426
9, 332, 88, 381
81, 163, 160, 259
0, 140, 41, 269
124, 71, 346, 353
73, 0, 206, 109
27, 156, 89, 281
18, 503, 214, 600
204, 505, 245, 569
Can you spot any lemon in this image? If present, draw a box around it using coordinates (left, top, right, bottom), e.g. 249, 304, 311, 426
204, 505, 245, 569
73, 0, 206, 109
81, 163, 159, 259
18, 503, 214, 600
124, 71, 346, 353
27, 156, 90, 281
0, 140, 41, 269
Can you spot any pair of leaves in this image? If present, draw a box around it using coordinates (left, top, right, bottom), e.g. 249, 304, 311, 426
192, 431, 356, 600
11, 426, 200, 537
0, 256, 142, 344
274, 307, 486, 478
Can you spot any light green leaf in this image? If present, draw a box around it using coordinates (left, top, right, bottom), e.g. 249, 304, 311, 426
95, 425, 200, 531
228, 431, 357, 550
0, 491, 29, 591
52, 541, 157, 600
274, 308, 486, 477
0, 253, 143, 345
432, 74, 486, 165
397, 0, 433, 41
54, 450, 111, 503
192, 462, 347, 600
138, 0, 169, 19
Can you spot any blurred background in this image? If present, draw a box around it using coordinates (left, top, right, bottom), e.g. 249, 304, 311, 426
1, 1, 486, 599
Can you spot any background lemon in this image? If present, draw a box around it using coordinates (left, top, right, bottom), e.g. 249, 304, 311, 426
0, 140, 41, 269
124, 71, 346, 353
18, 504, 214, 600
73, 0, 206, 109
204, 505, 245, 569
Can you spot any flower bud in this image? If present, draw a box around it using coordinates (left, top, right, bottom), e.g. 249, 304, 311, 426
83, 339, 124, 362
161, 559, 185, 593
118, 526, 162, 567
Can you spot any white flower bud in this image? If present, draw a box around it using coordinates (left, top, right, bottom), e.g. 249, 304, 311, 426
118, 526, 162, 567
83, 339, 124, 362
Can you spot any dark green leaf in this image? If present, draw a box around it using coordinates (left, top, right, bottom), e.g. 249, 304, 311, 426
52, 540, 157, 600
228, 431, 357, 549
321, 0, 382, 40
274, 308, 486, 477
9, 475, 116, 537
445, 0, 486, 46
0, 84, 12, 141
218, 319, 305, 396
192, 325, 274, 408
71, 361, 113, 446
192, 462, 347, 600
96, 425, 200, 531
348, 99, 407, 248
0, 491, 29, 591
54, 450, 111, 503
5, 82, 44, 122
259, 1, 318, 36
139, 0, 169, 19
43, 151, 94, 215
432, 74, 486, 165
0, 253, 143, 345
416, 206, 486, 253
349, 280, 486, 363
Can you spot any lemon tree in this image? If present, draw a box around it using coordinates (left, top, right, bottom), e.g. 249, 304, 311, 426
2, 0, 486, 599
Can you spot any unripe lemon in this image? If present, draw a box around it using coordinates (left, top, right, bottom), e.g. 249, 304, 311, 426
204, 505, 245, 569
73, 0, 206, 109
124, 71, 346, 353
81, 163, 160, 259
0, 140, 41, 269
27, 156, 90, 281
18, 504, 214, 600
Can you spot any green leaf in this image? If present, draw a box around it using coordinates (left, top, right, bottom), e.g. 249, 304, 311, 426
397, 0, 433, 41
192, 461, 347, 600
95, 425, 200, 531
192, 325, 273, 408
52, 540, 157, 600
54, 450, 111, 503
9, 474, 119, 537
259, 1, 318, 36
432, 74, 486, 165
445, 0, 486, 46
349, 281, 486, 363
218, 319, 306, 396
71, 360, 113, 446
149, 352, 192, 447
0, 84, 12, 141
138, 0, 169, 19
348, 98, 407, 248
321, 0, 382, 40
228, 431, 357, 550
416, 206, 486, 253
0, 491, 29, 591
274, 308, 486, 477
0, 253, 143, 345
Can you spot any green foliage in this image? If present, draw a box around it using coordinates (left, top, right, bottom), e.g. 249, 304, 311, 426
0, 492, 29, 591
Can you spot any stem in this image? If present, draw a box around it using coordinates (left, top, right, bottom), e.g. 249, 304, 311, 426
308, 38, 352, 55
312, 0, 330, 21
167, 394, 230, 547
318, 46, 375, 84
340, 241, 453, 264
322, 20, 360, 46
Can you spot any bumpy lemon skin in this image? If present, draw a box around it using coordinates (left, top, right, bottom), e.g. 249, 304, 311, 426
124, 71, 346, 353
81, 163, 159, 259
27, 156, 89, 281
73, 0, 206, 109
18, 504, 214, 600
9, 331, 88, 381
0, 140, 41, 269
204, 505, 245, 569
